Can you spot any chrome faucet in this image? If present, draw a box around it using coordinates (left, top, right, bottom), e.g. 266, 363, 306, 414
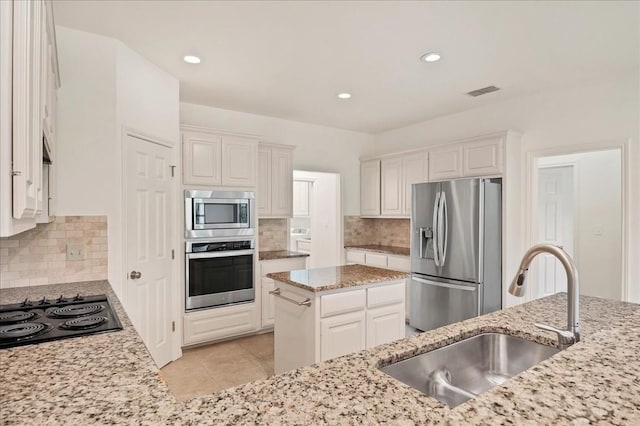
509, 244, 580, 349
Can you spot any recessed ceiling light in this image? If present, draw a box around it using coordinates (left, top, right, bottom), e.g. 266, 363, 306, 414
420, 52, 441, 63
337, 92, 352, 99
183, 55, 201, 64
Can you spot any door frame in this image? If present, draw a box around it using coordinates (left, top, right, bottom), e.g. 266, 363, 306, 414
533, 163, 579, 300
524, 140, 630, 302
121, 127, 182, 363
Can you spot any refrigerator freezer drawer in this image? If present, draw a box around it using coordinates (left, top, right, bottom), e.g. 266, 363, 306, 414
409, 276, 481, 332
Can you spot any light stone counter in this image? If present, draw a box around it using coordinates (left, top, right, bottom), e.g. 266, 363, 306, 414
267, 264, 409, 292
2, 281, 639, 425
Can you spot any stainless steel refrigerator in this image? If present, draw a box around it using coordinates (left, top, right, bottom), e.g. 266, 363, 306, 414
410, 178, 502, 332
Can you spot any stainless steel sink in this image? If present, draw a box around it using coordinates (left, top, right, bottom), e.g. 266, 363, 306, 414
379, 333, 560, 408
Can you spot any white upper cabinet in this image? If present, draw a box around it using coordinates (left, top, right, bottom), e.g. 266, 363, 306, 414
1, 0, 60, 237
402, 151, 429, 216
182, 131, 222, 185
293, 180, 310, 217
380, 157, 403, 216
221, 135, 257, 187
428, 145, 463, 182
258, 143, 294, 218
181, 126, 258, 188
462, 136, 503, 177
360, 159, 381, 217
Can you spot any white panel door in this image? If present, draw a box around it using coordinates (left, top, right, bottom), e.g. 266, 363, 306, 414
221, 136, 257, 187
126, 134, 173, 368
257, 147, 272, 216
320, 311, 366, 361
402, 152, 428, 216
293, 180, 310, 217
536, 166, 574, 299
360, 159, 381, 216
182, 131, 221, 185
381, 157, 403, 216
366, 304, 405, 349
270, 148, 293, 216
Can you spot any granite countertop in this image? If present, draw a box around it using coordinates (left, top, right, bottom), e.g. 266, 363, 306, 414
2, 281, 640, 424
258, 250, 310, 261
266, 264, 410, 292
345, 244, 410, 256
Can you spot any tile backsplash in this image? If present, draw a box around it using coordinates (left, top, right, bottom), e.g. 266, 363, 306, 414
258, 218, 288, 251
0, 216, 108, 289
344, 216, 410, 247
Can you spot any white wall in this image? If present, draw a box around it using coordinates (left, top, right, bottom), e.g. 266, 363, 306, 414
538, 150, 622, 301
180, 102, 373, 215
56, 27, 179, 299
371, 75, 640, 302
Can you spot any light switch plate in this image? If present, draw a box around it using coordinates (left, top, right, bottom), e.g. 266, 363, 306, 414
66, 243, 85, 261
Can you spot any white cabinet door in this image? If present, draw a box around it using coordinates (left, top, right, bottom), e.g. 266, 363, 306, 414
261, 277, 276, 328
345, 249, 366, 265
463, 137, 503, 177
293, 180, 310, 217
182, 131, 222, 185
221, 136, 257, 187
257, 148, 272, 216
270, 148, 292, 216
428, 145, 463, 181
366, 304, 405, 349
320, 310, 366, 362
381, 157, 403, 216
402, 151, 428, 216
360, 159, 381, 216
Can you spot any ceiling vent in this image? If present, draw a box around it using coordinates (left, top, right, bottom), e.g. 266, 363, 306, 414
466, 85, 500, 97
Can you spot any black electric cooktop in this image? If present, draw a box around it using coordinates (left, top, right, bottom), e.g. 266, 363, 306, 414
0, 294, 123, 349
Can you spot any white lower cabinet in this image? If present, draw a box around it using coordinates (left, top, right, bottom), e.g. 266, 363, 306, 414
260, 256, 308, 329
320, 311, 366, 360
183, 303, 258, 346
273, 279, 405, 374
344, 249, 411, 319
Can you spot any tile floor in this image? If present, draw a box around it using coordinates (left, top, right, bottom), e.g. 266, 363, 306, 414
161, 326, 422, 402
160, 332, 274, 402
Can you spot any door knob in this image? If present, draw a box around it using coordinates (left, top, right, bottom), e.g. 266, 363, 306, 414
130, 271, 142, 279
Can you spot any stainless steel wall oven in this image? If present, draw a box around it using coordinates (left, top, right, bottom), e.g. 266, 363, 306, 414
185, 239, 255, 311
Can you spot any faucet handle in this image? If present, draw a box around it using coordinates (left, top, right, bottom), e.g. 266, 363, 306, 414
534, 323, 576, 349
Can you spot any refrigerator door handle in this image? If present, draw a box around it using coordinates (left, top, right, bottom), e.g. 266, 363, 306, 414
412, 276, 477, 292
432, 191, 441, 266
439, 192, 448, 266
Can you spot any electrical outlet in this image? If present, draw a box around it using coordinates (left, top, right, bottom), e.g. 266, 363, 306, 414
66, 243, 85, 261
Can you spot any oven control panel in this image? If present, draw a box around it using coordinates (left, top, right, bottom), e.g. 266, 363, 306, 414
190, 240, 254, 253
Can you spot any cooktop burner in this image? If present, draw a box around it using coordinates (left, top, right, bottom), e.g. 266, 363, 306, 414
0, 294, 122, 349
60, 316, 108, 330
47, 304, 105, 318
0, 322, 51, 341
0, 311, 38, 325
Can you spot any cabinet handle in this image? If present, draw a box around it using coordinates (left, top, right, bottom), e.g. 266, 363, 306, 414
269, 288, 311, 307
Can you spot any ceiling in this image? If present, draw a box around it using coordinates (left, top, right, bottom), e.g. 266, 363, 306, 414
53, 1, 639, 134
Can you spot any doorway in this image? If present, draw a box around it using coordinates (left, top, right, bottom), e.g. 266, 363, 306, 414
291, 171, 342, 268
532, 149, 623, 301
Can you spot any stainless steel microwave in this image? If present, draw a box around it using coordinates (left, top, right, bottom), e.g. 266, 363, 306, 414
185, 190, 255, 238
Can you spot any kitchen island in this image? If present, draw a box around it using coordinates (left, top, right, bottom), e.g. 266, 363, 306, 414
1, 280, 639, 424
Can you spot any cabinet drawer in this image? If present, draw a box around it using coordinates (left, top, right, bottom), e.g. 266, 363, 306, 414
387, 255, 410, 272
367, 282, 405, 309
261, 257, 307, 276
365, 252, 388, 268
345, 250, 365, 264
321, 290, 366, 318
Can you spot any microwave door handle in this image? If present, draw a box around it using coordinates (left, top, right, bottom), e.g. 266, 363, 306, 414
432, 191, 441, 267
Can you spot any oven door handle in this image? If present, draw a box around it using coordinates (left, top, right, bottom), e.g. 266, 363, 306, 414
186, 249, 255, 259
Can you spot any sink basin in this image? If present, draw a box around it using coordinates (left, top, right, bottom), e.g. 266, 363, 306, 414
379, 333, 560, 408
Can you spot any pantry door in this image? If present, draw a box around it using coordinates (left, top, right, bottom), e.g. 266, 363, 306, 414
125, 133, 174, 367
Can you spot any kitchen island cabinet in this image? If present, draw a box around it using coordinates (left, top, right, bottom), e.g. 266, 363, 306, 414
267, 264, 408, 374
